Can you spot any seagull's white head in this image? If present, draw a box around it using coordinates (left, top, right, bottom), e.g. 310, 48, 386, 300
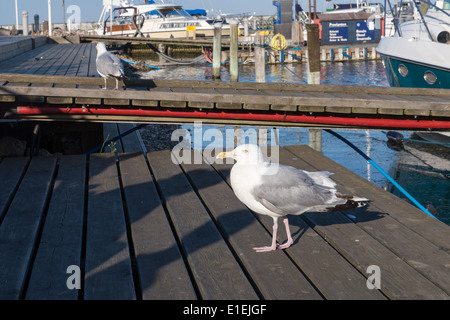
96, 42, 107, 55
216, 144, 265, 164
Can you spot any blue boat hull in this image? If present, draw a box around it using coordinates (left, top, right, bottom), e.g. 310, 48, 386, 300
381, 55, 450, 89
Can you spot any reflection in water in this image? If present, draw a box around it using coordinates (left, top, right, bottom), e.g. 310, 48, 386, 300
138, 60, 448, 224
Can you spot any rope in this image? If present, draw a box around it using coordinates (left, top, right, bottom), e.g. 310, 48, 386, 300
324, 129, 438, 219
385, 130, 450, 147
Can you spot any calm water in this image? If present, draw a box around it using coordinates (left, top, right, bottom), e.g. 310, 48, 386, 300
139, 60, 450, 224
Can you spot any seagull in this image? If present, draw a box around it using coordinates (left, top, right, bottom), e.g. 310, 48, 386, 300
217, 144, 368, 252
96, 42, 126, 90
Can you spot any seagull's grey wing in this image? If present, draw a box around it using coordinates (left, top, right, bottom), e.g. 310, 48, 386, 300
96, 52, 124, 78
251, 165, 338, 215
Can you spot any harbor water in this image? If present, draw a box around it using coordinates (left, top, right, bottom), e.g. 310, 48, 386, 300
138, 60, 450, 224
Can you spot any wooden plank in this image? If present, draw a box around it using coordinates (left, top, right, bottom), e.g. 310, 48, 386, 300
281, 145, 450, 299
84, 153, 136, 300
25, 44, 68, 75
181, 150, 323, 299
47, 83, 76, 104
128, 86, 158, 107
0, 157, 29, 220
118, 153, 196, 299
42, 44, 77, 76
117, 123, 143, 153
0, 44, 59, 74
87, 42, 99, 78
285, 145, 450, 251
102, 123, 124, 153
146, 150, 259, 299
0, 156, 57, 299
25, 155, 86, 300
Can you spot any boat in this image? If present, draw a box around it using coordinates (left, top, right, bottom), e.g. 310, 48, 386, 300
376, 0, 450, 88
96, 0, 234, 38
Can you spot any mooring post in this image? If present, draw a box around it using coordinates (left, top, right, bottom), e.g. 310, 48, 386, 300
306, 23, 322, 151
230, 19, 239, 82
22, 11, 28, 36
254, 32, 266, 83
306, 23, 320, 84
213, 23, 222, 80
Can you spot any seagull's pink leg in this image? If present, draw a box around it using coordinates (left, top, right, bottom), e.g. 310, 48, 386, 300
101, 78, 107, 90
278, 217, 294, 249
253, 217, 278, 252
114, 79, 119, 90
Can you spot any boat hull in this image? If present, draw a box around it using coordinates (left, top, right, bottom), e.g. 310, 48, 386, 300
381, 54, 450, 88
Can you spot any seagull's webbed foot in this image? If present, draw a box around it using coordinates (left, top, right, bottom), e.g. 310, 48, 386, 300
277, 239, 293, 250
253, 244, 277, 252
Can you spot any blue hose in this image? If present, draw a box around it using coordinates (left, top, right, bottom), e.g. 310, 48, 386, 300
120, 58, 161, 70
324, 129, 438, 219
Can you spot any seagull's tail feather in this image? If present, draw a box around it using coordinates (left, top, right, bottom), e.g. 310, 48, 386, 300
108, 73, 129, 81
326, 193, 369, 212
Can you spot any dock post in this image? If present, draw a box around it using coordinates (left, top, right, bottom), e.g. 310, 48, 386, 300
230, 19, 239, 82
254, 32, 266, 83
309, 128, 322, 152
22, 11, 28, 36
213, 23, 222, 80
306, 23, 320, 84
48, 0, 52, 36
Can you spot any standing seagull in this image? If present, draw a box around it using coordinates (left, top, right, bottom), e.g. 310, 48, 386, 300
96, 42, 126, 90
217, 144, 368, 252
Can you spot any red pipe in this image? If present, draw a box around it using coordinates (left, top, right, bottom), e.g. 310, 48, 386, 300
16, 106, 450, 129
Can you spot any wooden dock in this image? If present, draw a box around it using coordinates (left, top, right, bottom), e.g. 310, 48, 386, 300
0, 43, 449, 129
0, 145, 449, 300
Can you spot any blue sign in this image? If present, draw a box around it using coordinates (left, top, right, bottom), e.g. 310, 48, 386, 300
355, 20, 375, 41
328, 22, 348, 43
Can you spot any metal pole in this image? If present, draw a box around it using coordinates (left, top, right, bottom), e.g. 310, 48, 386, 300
15, 0, 19, 32
48, 0, 52, 36
213, 23, 222, 80
62, 0, 66, 33
230, 19, 239, 82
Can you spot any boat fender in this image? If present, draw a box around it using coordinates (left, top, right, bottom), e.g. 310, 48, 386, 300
386, 131, 404, 143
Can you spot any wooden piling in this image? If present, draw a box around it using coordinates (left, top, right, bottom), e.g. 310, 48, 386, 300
213, 23, 222, 80
230, 19, 239, 82
254, 33, 266, 83
306, 23, 320, 84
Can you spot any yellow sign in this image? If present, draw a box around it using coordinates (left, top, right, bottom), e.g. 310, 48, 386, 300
186, 26, 196, 31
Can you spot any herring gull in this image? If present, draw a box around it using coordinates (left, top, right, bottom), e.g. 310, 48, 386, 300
217, 144, 368, 252
96, 42, 126, 90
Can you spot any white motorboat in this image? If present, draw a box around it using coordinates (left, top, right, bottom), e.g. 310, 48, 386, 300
96, 0, 234, 38
376, 0, 450, 88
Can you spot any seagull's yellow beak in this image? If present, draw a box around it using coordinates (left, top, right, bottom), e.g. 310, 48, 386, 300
216, 151, 230, 159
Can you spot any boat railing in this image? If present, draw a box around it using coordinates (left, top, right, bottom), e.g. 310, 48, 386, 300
386, 0, 450, 42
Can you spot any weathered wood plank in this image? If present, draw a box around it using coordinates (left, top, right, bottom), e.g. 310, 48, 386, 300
118, 153, 197, 299
285, 145, 450, 251
102, 123, 124, 153
146, 149, 259, 299
25, 155, 86, 300
117, 123, 143, 153
0, 157, 29, 221
181, 150, 324, 299
84, 153, 136, 300
0, 156, 57, 299
282, 145, 450, 299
